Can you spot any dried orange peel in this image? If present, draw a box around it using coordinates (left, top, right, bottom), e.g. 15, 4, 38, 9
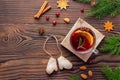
75, 30, 94, 46
57, 0, 69, 10
104, 21, 114, 31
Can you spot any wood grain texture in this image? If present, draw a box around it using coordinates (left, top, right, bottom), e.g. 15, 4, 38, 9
0, 0, 120, 80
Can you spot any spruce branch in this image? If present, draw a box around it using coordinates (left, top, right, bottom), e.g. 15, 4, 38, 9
69, 75, 82, 80
102, 66, 120, 80
110, 7, 120, 17
76, 0, 120, 19
99, 35, 120, 56
76, 0, 91, 3
102, 66, 114, 80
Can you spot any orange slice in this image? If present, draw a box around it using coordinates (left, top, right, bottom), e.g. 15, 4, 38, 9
75, 30, 94, 46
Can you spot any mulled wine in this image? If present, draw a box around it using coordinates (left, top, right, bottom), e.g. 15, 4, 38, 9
70, 27, 95, 52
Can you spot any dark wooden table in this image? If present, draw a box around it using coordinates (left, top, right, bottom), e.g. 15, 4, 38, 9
0, 0, 120, 80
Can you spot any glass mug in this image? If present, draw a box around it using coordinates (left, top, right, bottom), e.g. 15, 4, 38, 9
70, 27, 99, 54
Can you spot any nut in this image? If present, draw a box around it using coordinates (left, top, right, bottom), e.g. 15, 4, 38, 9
80, 66, 87, 71
80, 74, 88, 79
39, 27, 45, 35
64, 18, 70, 23
88, 70, 93, 77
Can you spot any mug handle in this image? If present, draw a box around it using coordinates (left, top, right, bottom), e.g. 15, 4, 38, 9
92, 49, 99, 55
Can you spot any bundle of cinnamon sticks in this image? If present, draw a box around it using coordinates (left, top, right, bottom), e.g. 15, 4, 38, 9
34, 1, 51, 19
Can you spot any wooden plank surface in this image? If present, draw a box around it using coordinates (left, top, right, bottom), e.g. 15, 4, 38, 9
0, 0, 120, 80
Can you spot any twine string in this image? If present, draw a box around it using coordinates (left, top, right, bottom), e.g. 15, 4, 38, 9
43, 35, 63, 57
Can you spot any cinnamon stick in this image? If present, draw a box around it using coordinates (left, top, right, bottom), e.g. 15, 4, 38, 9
34, 1, 48, 19
42, 5, 51, 14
